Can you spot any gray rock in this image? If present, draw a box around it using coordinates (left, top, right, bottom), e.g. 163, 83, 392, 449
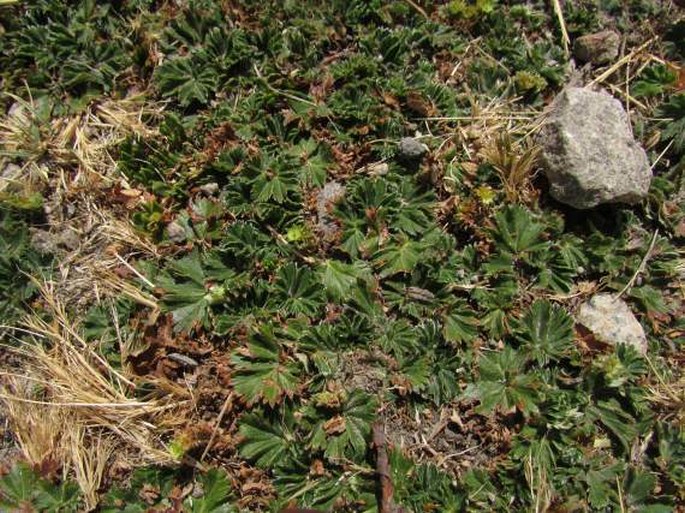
7, 102, 24, 118
576, 293, 647, 355
538, 87, 651, 209
316, 181, 346, 238
1, 163, 21, 180
30, 229, 80, 253
166, 220, 187, 243
199, 182, 219, 196
58, 229, 81, 251
573, 31, 620, 65
398, 137, 428, 160
30, 229, 58, 254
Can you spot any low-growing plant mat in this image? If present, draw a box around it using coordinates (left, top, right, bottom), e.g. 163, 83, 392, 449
0, 1, 684, 512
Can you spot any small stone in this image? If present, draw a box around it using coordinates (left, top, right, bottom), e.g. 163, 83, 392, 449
199, 182, 219, 196
1, 163, 20, 180
30, 229, 57, 254
576, 293, 648, 355
397, 137, 428, 160
316, 181, 346, 238
7, 102, 24, 118
573, 31, 620, 65
538, 87, 652, 209
58, 230, 81, 251
166, 220, 186, 243
367, 162, 389, 176
317, 181, 345, 210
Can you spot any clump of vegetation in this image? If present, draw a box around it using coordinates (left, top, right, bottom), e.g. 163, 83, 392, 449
0, 0, 683, 511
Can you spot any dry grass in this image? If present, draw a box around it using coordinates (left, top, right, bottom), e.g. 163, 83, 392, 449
46, 197, 161, 311
481, 130, 540, 204
0, 91, 162, 186
0, 374, 65, 467
0, 283, 192, 504
67, 427, 114, 510
1, 91, 164, 310
0, 92, 175, 504
647, 356, 685, 424
525, 448, 553, 513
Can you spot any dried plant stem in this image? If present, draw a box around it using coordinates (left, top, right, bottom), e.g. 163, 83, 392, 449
616, 229, 659, 299
373, 422, 405, 513
403, 0, 427, 18
200, 392, 234, 462
588, 37, 656, 87
551, 0, 570, 56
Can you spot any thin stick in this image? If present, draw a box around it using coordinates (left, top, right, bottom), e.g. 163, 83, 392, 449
437, 443, 482, 465
200, 392, 234, 462
114, 253, 155, 289
253, 64, 318, 107
373, 422, 394, 513
605, 82, 649, 111
616, 229, 659, 299
551, 0, 570, 56
650, 139, 675, 171
616, 476, 627, 513
0, 393, 169, 409
415, 115, 536, 121
373, 422, 405, 513
404, 0, 427, 18
588, 38, 656, 87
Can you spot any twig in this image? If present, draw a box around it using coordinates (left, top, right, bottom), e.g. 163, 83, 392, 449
616, 476, 627, 513
605, 82, 649, 111
0, 393, 178, 409
551, 0, 570, 56
200, 392, 234, 462
373, 422, 394, 513
415, 115, 536, 121
650, 139, 675, 171
373, 422, 406, 513
253, 64, 318, 107
588, 37, 656, 87
404, 0, 428, 18
114, 253, 155, 289
616, 229, 659, 299
437, 443, 482, 466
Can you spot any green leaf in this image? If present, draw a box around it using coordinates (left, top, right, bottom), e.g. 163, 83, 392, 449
468, 346, 541, 416
0, 463, 34, 508
270, 263, 324, 316
231, 324, 301, 406
184, 469, 234, 513
158, 250, 243, 331
395, 181, 435, 235
631, 64, 676, 98
443, 306, 479, 345
396, 356, 431, 392
491, 205, 548, 256
239, 424, 289, 469
624, 468, 656, 507
587, 399, 639, 453
377, 319, 420, 356
155, 57, 217, 107
373, 236, 423, 277
657, 93, 685, 154
514, 300, 574, 364
0, 464, 81, 512
319, 260, 370, 300
35, 481, 81, 513
309, 390, 377, 462
586, 463, 624, 509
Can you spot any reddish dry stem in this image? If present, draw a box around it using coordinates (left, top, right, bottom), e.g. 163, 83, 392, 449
373, 421, 404, 513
